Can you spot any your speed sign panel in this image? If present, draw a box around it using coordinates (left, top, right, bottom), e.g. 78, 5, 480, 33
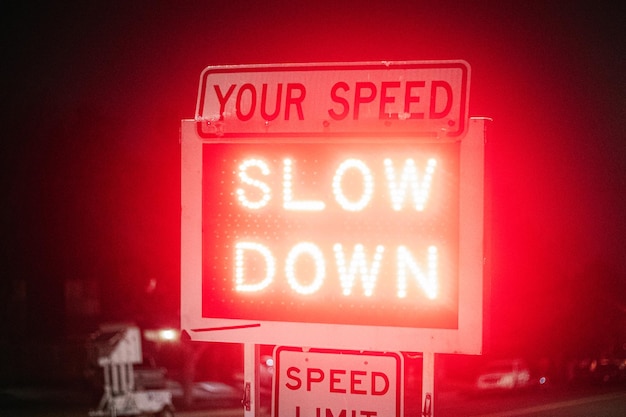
195, 61, 470, 138
180, 61, 485, 353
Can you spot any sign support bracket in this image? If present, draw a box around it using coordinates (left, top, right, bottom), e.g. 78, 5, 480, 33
422, 352, 434, 416
243, 343, 260, 416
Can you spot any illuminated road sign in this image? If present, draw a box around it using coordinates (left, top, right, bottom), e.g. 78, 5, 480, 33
181, 62, 485, 353
273, 347, 402, 417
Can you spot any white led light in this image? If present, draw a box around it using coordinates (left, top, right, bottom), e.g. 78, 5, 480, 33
158, 329, 179, 341
283, 158, 325, 211
397, 245, 438, 299
235, 242, 276, 292
285, 242, 325, 295
334, 243, 384, 296
237, 159, 271, 209
384, 158, 437, 211
332, 159, 374, 211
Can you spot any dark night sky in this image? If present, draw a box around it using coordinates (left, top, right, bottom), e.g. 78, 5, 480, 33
1, 1, 625, 357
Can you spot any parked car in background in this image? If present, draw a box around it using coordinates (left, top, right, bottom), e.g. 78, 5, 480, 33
571, 356, 626, 385
165, 380, 241, 408
475, 359, 532, 392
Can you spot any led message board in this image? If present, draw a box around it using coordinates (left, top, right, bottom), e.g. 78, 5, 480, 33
181, 62, 484, 353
